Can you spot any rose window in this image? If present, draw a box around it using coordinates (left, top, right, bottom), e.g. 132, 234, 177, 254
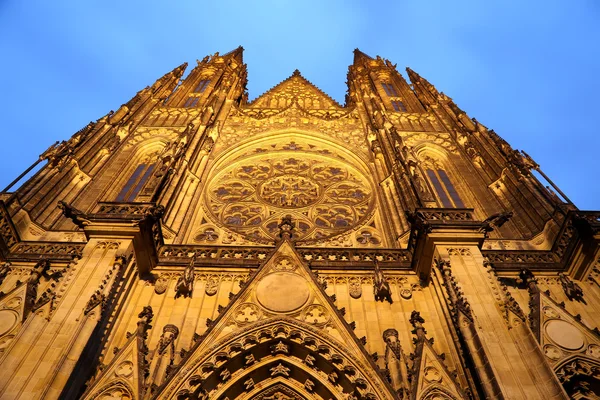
205, 153, 374, 244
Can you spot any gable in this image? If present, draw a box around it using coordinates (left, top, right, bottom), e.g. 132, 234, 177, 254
154, 239, 397, 399
248, 70, 343, 110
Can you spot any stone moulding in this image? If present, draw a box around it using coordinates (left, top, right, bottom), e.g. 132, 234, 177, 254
158, 244, 411, 269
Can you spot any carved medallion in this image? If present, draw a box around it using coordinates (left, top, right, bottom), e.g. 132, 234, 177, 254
400, 288, 412, 300
302, 304, 329, 325
154, 276, 169, 295
114, 361, 134, 378
256, 272, 310, 313
587, 344, 600, 358
545, 320, 585, 350
349, 279, 362, 299
234, 303, 261, 324
423, 366, 442, 383
205, 277, 219, 296
542, 306, 560, 319
543, 344, 562, 360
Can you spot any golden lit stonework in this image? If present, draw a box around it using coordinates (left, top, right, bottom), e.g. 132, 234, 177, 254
204, 137, 375, 244
0, 47, 597, 400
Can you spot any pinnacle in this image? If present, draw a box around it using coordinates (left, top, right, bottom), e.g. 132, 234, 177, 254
222, 46, 244, 62
353, 48, 373, 64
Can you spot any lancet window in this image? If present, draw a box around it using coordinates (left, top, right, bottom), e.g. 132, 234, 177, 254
183, 97, 200, 108
381, 82, 398, 96
420, 155, 465, 208
391, 100, 406, 112
193, 79, 210, 93
426, 168, 464, 208
116, 162, 157, 202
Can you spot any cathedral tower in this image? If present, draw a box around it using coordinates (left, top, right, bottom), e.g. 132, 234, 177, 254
0, 47, 598, 399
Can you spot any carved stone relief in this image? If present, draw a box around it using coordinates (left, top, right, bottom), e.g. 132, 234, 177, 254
204, 147, 376, 244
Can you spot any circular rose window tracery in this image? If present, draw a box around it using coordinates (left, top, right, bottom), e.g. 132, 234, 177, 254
205, 149, 374, 244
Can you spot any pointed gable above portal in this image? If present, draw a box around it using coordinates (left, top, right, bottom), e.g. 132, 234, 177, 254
155, 231, 397, 399
248, 70, 344, 111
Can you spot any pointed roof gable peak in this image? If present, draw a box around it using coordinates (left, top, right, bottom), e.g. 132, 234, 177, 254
222, 45, 244, 62
248, 69, 343, 109
353, 48, 374, 64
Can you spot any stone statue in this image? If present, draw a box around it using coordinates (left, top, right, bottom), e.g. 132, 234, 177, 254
373, 260, 392, 303
383, 328, 410, 399
175, 256, 195, 298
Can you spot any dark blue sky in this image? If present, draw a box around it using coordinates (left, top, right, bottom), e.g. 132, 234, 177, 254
1, 1, 599, 209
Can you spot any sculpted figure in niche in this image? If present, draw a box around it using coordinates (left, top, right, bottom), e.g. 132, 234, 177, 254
373, 260, 393, 303
175, 256, 195, 299
383, 328, 410, 399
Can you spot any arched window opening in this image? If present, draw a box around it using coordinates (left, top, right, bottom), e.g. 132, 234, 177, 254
183, 97, 199, 108
426, 168, 465, 208
381, 82, 398, 96
391, 100, 406, 112
193, 79, 210, 93
116, 162, 156, 202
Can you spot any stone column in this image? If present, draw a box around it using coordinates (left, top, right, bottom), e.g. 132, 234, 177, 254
437, 247, 567, 399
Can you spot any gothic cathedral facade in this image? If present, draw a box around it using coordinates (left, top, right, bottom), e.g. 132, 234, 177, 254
0, 47, 598, 399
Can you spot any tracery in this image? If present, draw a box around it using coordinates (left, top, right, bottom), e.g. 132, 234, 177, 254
205, 137, 376, 244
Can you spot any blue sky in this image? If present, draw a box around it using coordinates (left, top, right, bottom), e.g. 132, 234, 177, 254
0, 1, 599, 209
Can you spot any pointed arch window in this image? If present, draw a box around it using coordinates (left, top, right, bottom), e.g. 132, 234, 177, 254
426, 168, 465, 208
193, 79, 210, 93
391, 100, 406, 112
183, 97, 200, 108
116, 163, 156, 202
381, 82, 398, 96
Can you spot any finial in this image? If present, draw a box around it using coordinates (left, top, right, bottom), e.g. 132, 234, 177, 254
292, 69, 301, 77
278, 215, 295, 241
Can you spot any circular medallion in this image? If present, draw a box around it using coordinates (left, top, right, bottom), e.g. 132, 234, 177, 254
545, 320, 585, 350
256, 272, 310, 313
544, 344, 562, 360
0, 310, 17, 337
423, 366, 442, 383
349, 279, 362, 299
154, 276, 168, 295
115, 361, 134, 378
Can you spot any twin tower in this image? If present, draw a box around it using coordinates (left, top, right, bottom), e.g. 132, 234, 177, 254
0, 47, 598, 399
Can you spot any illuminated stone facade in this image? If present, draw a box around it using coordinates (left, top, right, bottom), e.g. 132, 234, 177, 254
0, 47, 598, 399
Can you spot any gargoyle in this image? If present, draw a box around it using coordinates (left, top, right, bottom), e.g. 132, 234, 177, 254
480, 211, 513, 233
58, 201, 89, 229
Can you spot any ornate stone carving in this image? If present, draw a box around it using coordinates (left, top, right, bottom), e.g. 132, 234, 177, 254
0, 262, 11, 286
373, 260, 392, 303
154, 275, 169, 295
157, 324, 179, 355
204, 150, 374, 244
382, 328, 410, 398
269, 363, 290, 377
559, 273, 584, 302
348, 278, 362, 299
175, 256, 195, 299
